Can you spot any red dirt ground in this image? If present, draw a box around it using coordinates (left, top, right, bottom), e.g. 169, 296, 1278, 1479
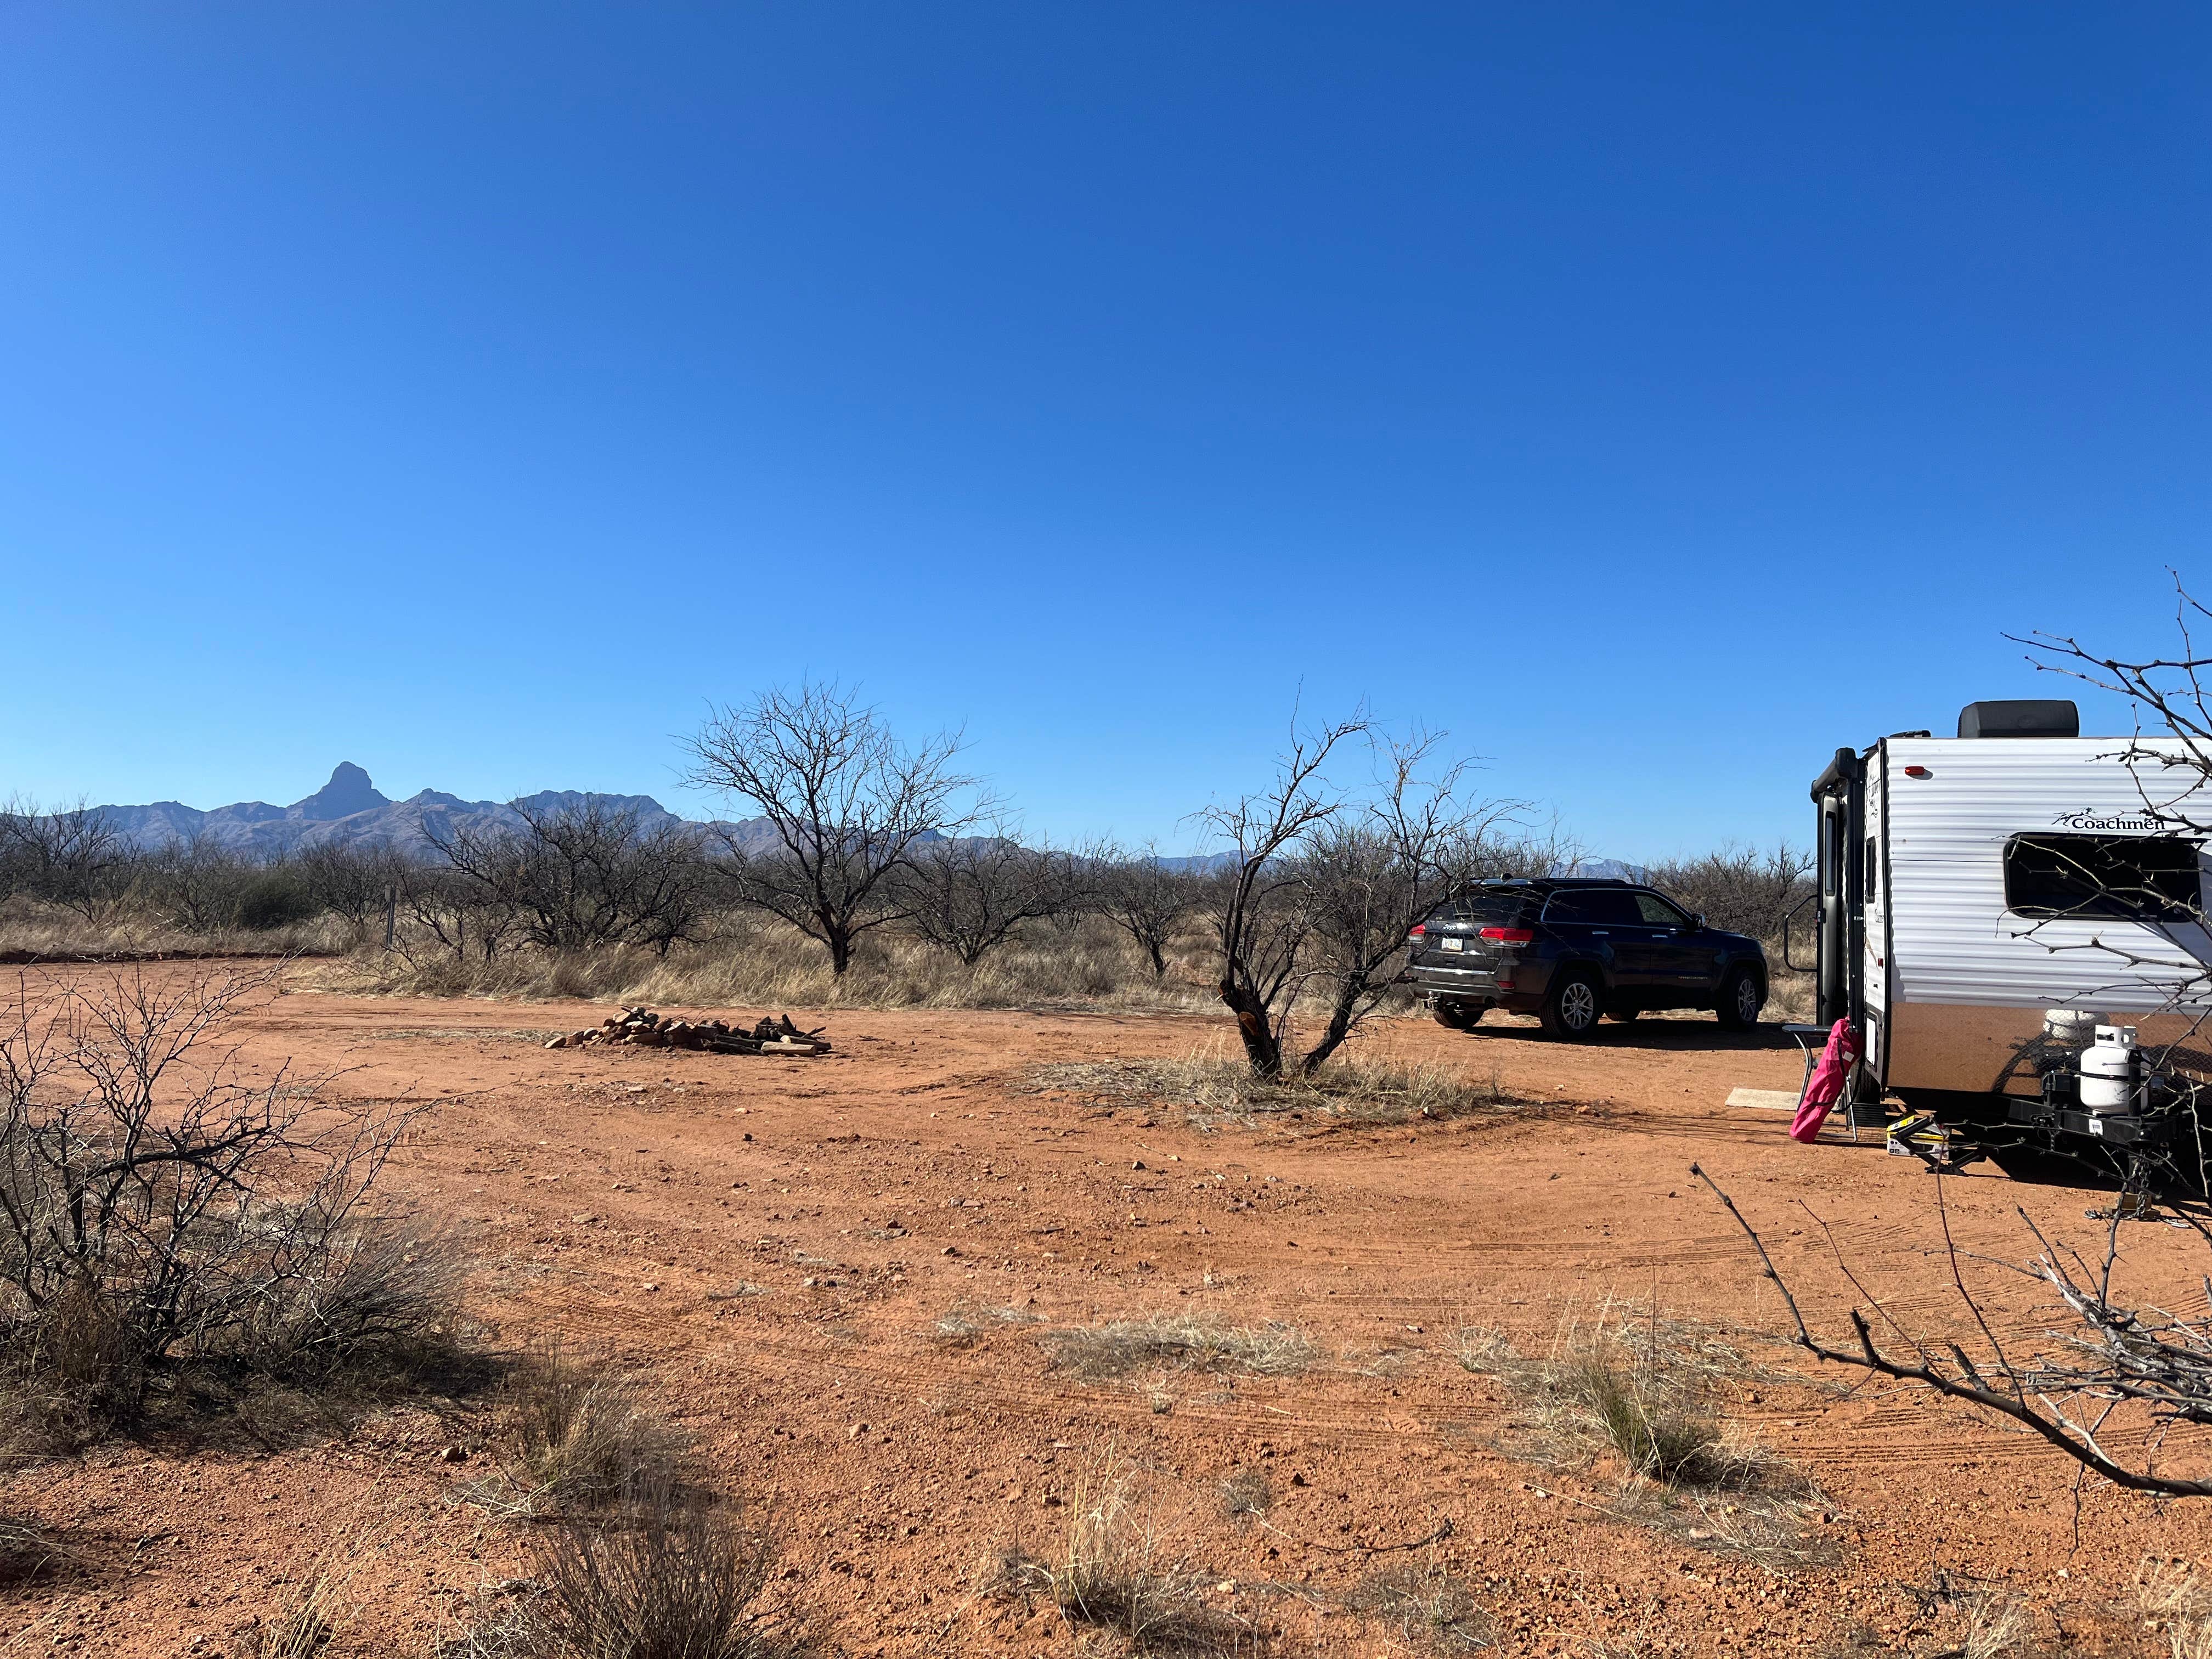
8, 969, 2211, 1656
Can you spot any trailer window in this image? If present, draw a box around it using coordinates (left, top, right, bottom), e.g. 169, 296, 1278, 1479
1864, 838, 1878, 902
2001, 834, 2204, 923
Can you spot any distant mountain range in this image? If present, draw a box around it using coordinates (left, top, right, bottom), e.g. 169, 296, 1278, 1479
91, 763, 789, 859
83, 763, 1640, 877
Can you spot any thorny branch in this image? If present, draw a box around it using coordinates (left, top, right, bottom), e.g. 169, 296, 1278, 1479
1691, 1163, 2212, 1498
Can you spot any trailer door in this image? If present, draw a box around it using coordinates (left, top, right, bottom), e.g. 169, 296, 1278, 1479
1862, 747, 1889, 1081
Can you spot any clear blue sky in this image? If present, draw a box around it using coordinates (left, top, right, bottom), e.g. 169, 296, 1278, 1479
2, 4, 2205, 860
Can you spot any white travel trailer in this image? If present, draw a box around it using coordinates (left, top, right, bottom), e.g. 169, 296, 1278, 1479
1804, 699, 2212, 1180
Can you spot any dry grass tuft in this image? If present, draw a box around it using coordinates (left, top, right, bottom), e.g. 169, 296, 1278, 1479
1560, 1347, 1725, 1485
445, 1478, 796, 1658
1042, 1316, 1314, 1384
236, 1528, 380, 1659
991, 1450, 1261, 1654
1955, 1594, 2031, 1659
471, 1345, 693, 1519
1455, 1310, 1827, 1571
1343, 1561, 1492, 1652
538, 1479, 786, 1658
1033, 1043, 1524, 1132
1217, 1466, 1272, 1522
2141, 1557, 2212, 1659
0, 1513, 72, 1587
0, 904, 348, 964
318, 912, 1217, 1016
930, 1302, 1041, 1348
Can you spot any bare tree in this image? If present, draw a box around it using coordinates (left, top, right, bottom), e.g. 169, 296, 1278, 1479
297, 840, 409, 940
900, 831, 1075, 967
684, 683, 981, 975
1643, 843, 1814, 941
1199, 719, 1525, 1079
1092, 844, 1207, 979
0, 799, 132, 922
390, 861, 523, 966
1199, 716, 1368, 1079
133, 836, 245, 934
423, 799, 708, 957
1294, 733, 1526, 1072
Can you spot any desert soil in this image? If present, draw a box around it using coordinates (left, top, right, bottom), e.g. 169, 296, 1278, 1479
8, 968, 2211, 1657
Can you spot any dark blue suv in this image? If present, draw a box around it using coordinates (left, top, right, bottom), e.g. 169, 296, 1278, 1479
1404, 878, 1767, 1039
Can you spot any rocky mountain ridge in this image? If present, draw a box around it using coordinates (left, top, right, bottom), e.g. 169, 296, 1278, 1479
89, 763, 786, 857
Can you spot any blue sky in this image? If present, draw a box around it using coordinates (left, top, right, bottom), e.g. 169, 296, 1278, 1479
1, 4, 2205, 860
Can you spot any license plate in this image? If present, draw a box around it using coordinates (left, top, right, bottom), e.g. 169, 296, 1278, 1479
1441, 937, 1465, 952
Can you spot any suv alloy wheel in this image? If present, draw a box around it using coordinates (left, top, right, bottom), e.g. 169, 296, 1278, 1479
1717, 967, 1763, 1031
1541, 969, 1602, 1039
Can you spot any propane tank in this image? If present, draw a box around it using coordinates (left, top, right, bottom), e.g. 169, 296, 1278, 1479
2079, 1024, 2140, 1114
2042, 1008, 2098, 1049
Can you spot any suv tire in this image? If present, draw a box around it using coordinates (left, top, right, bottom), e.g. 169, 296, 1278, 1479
1541, 969, 1603, 1040
1431, 1000, 1483, 1030
1717, 966, 1764, 1031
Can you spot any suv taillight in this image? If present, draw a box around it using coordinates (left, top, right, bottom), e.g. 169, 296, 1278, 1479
1480, 927, 1534, 946
1407, 924, 1426, 941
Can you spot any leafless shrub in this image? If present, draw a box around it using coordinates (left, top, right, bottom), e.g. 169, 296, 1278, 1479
0, 799, 132, 922
1343, 1561, 1492, 1652
473, 1346, 692, 1518
1205, 717, 1524, 1080
1041, 1315, 1312, 1384
992, 1449, 1259, 1654
0, 965, 452, 1440
295, 842, 406, 941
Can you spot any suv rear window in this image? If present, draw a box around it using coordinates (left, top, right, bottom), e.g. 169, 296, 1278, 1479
1450, 889, 1538, 926
1542, 889, 1643, 926
2002, 833, 2203, 922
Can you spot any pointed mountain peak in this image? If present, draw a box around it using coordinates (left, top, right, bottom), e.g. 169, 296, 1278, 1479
290, 762, 389, 821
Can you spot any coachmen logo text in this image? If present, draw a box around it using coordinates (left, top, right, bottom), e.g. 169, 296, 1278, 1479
2051, 809, 2170, 833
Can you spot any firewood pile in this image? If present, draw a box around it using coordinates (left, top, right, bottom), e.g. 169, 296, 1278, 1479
544, 1007, 831, 1057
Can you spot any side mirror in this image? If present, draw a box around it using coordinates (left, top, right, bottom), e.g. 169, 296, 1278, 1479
1692, 915, 1707, 930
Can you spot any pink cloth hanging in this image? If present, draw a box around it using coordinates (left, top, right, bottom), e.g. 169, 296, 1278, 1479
1790, 1019, 1860, 1143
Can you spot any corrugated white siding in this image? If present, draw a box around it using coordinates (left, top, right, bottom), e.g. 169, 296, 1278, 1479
1886, 737, 2212, 1011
